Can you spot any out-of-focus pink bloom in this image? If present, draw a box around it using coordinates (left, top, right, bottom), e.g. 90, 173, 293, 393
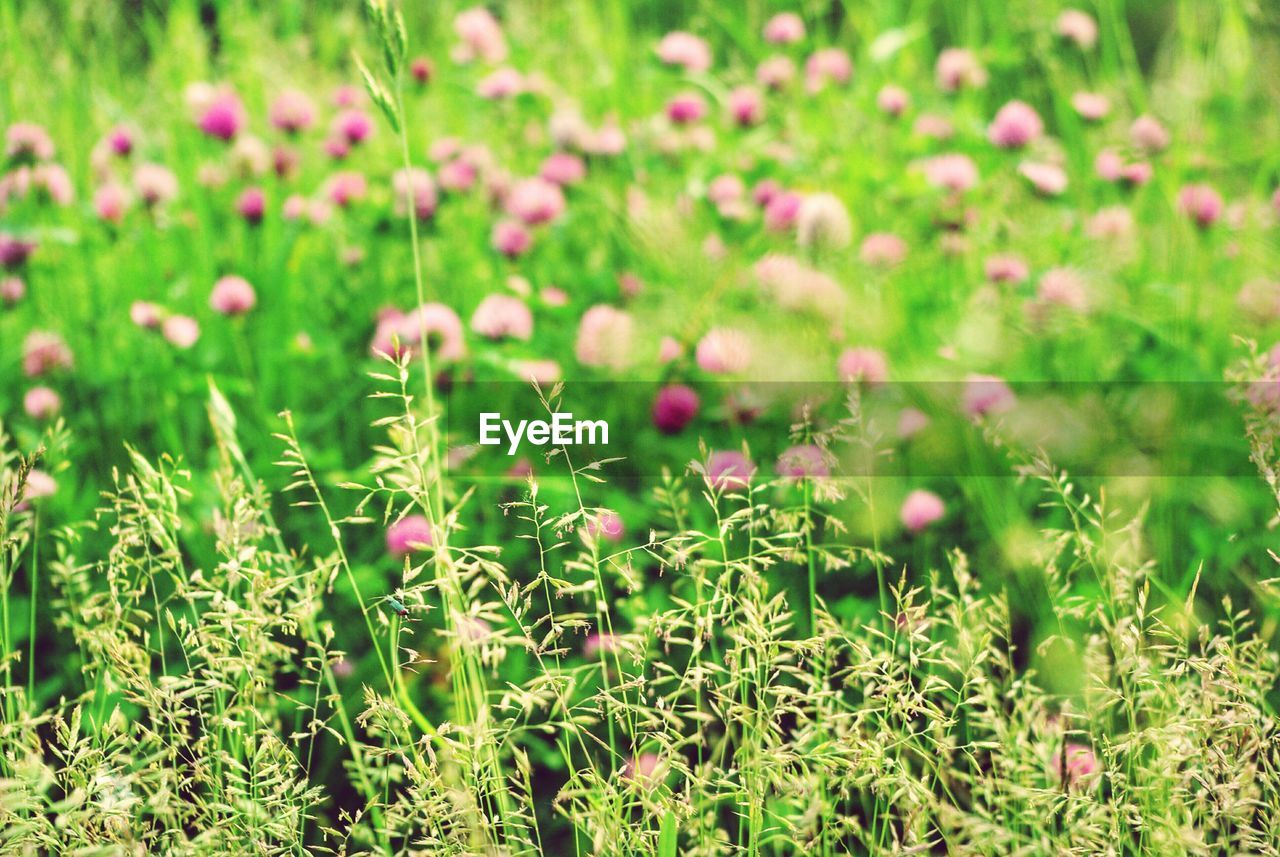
94, 183, 129, 223
860, 232, 908, 267
16, 469, 57, 510
282, 194, 307, 220
1238, 279, 1280, 324
439, 157, 478, 192
728, 86, 765, 127
324, 136, 350, 160
1071, 92, 1110, 121
210, 274, 257, 316
387, 514, 433, 557
492, 219, 532, 257
453, 7, 508, 64
935, 48, 987, 92
752, 179, 781, 207
1036, 268, 1088, 312
198, 89, 245, 141
898, 407, 930, 439
1272, 186, 1280, 216
24, 386, 61, 420
652, 384, 700, 434
764, 191, 803, 232
131, 301, 163, 328
584, 509, 624, 542
583, 631, 618, 659
540, 152, 586, 186
505, 177, 565, 225
410, 57, 433, 86
1056, 9, 1098, 49
708, 174, 744, 207
988, 101, 1043, 148
1018, 161, 1068, 196
1087, 205, 1134, 239
270, 90, 315, 134
331, 85, 363, 108
618, 272, 643, 298
913, 113, 954, 140
470, 294, 533, 341
666, 91, 707, 124
6, 122, 55, 162
477, 67, 525, 99
1178, 183, 1223, 227
0, 234, 37, 269
656, 31, 711, 71
236, 186, 266, 224
392, 168, 438, 220
334, 110, 374, 145
1053, 743, 1100, 789
838, 347, 888, 385
31, 164, 73, 205
107, 126, 134, 157
776, 444, 829, 479
901, 489, 945, 532
134, 163, 178, 206
623, 752, 662, 783
964, 374, 1015, 417
706, 450, 756, 491
985, 255, 1029, 284
575, 304, 635, 369
23, 331, 73, 377
804, 48, 853, 92
1, 276, 24, 305
326, 171, 367, 207
382, 303, 467, 362
164, 315, 201, 349
763, 12, 805, 44
1130, 115, 1169, 152
696, 328, 752, 374
797, 193, 852, 249
877, 85, 911, 117
273, 144, 299, 179
754, 254, 846, 319
658, 336, 683, 363
1120, 161, 1152, 186
756, 55, 796, 90
922, 153, 978, 192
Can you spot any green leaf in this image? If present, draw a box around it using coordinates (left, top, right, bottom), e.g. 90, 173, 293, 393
657, 810, 678, 857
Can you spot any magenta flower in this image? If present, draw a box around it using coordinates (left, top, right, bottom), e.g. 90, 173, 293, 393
988, 101, 1043, 148
23, 386, 61, 420
776, 444, 829, 479
622, 752, 662, 784
583, 631, 619, 660
505, 177, 565, 225
198, 89, 246, 141
706, 450, 756, 491
935, 48, 987, 92
763, 12, 805, 44
491, 219, 532, 258
107, 126, 134, 157
210, 275, 257, 316
22, 331, 73, 377
666, 91, 707, 124
470, 294, 533, 341
163, 315, 201, 349
963, 374, 1016, 417
1056, 9, 1098, 49
333, 109, 374, 145
656, 31, 712, 72
1177, 183, 1223, 228
583, 509, 625, 543
539, 152, 586, 186
838, 347, 888, 385
237, 187, 266, 224
325, 171, 368, 207
695, 328, 752, 375
901, 489, 945, 533
387, 514, 434, 557
270, 90, 315, 134
410, 57, 433, 86
0, 234, 37, 269
764, 191, 803, 232
652, 384, 700, 434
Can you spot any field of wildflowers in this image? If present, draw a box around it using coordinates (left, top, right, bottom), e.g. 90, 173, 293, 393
3, 0, 1280, 852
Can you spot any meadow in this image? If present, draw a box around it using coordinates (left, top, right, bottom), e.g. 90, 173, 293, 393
2, 0, 1280, 853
